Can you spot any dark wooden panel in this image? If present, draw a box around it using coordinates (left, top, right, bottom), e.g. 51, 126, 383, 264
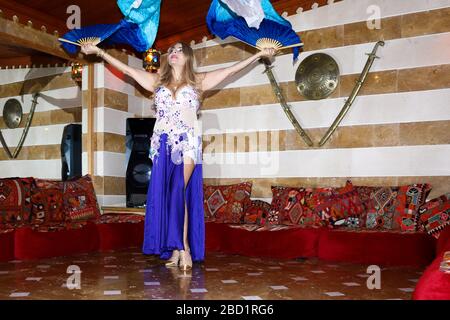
0, 0, 340, 66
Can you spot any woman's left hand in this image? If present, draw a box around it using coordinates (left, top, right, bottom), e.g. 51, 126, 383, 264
258, 47, 277, 58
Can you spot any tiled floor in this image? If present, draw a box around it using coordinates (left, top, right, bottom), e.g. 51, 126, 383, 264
0, 248, 422, 300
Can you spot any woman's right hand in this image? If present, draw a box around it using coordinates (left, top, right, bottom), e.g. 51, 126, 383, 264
80, 43, 100, 56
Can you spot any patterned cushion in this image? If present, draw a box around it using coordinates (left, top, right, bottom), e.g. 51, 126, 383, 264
305, 186, 337, 209
0, 177, 33, 225
270, 182, 357, 228
270, 186, 323, 227
314, 182, 366, 228
417, 193, 450, 238
203, 182, 252, 223
356, 184, 432, 231
243, 199, 271, 224
64, 175, 101, 221
266, 209, 282, 226
31, 179, 65, 225
392, 184, 432, 231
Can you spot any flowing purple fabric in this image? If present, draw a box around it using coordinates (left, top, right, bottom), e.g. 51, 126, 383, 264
142, 133, 205, 262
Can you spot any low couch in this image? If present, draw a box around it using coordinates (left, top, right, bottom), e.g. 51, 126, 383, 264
203, 180, 450, 299
1, 176, 448, 299
0, 175, 144, 261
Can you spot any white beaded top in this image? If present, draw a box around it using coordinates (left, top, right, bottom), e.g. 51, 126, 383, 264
149, 85, 202, 165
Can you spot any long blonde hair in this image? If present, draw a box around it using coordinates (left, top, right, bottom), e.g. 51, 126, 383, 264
157, 42, 200, 92
152, 42, 202, 116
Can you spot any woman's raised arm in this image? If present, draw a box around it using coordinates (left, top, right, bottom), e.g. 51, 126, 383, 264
80, 43, 159, 92
199, 48, 276, 92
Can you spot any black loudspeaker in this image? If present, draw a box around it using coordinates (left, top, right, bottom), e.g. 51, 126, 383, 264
126, 118, 156, 208
61, 124, 82, 181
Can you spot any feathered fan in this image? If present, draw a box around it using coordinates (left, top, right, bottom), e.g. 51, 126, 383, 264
59, 0, 161, 54
207, 0, 303, 61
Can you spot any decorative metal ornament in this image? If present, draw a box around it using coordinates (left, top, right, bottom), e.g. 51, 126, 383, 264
71, 62, 83, 82
261, 58, 313, 146
0, 93, 39, 159
295, 53, 340, 100
3, 98, 23, 129
318, 41, 385, 146
143, 48, 161, 73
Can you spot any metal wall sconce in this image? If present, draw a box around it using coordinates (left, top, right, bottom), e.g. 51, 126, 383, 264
71, 62, 83, 82
143, 48, 161, 73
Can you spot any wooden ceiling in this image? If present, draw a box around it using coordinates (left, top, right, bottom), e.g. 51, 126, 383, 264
0, 0, 336, 68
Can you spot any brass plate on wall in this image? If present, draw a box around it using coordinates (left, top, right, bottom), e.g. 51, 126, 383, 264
295, 53, 340, 100
3, 99, 23, 129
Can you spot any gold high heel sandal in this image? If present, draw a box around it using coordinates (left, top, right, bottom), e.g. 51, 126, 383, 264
165, 250, 180, 268
179, 250, 192, 271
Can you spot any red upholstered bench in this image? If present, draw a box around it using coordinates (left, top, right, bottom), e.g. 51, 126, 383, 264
206, 222, 321, 259
317, 228, 436, 267
95, 214, 145, 251
0, 231, 15, 262
206, 223, 437, 267
14, 222, 99, 260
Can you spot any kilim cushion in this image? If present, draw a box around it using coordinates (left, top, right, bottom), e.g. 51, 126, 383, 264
64, 175, 101, 221
270, 186, 323, 227
356, 184, 432, 231
243, 199, 271, 224
417, 193, 450, 238
31, 179, 65, 225
0, 177, 33, 225
203, 182, 252, 223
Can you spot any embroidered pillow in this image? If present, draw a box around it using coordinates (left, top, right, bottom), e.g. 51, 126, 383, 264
203, 182, 252, 223
314, 184, 366, 229
269, 186, 324, 227
31, 179, 65, 225
306, 181, 364, 228
243, 199, 271, 224
392, 184, 432, 231
356, 184, 432, 231
0, 177, 33, 225
64, 174, 101, 221
417, 193, 449, 238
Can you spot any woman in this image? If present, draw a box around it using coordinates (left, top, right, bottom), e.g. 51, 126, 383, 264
81, 42, 275, 270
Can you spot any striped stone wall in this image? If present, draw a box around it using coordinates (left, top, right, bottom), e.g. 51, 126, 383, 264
81, 51, 152, 207
195, 0, 450, 202
0, 66, 81, 179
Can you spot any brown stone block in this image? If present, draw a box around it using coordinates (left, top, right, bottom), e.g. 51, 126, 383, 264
402, 8, 450, 38
340, 70, 398, 97
301, 25, 345, 51
198, 42, 245, 67
344, 17, 401, 46
202, 88, 240, 110
104, 89, 128, 112
398, 65, 450, 92
240, 84, 280, 106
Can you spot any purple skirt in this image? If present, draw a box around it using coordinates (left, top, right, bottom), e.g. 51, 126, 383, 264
142, 133, 205, 262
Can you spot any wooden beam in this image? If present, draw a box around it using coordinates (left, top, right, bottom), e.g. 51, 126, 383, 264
0, 0, 67, 34
0, 15, 80, 61
0, 55, 66, 68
